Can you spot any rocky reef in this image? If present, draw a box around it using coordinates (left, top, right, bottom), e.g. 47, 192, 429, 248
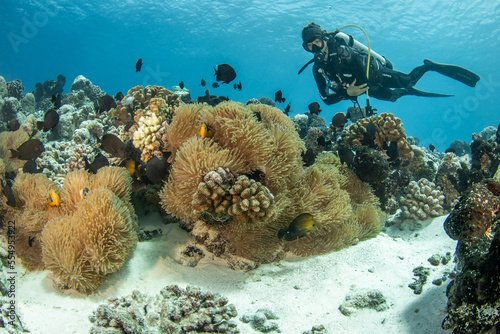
442, 179, 500, 333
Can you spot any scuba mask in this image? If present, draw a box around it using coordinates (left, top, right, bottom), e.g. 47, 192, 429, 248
302, 39, 325, 53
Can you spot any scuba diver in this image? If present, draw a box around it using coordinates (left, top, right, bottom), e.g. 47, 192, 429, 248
299, 22, 481, 105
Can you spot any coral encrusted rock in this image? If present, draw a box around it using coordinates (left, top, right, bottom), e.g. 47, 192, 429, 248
400, 178, 446, 221
89, 285, 239, 333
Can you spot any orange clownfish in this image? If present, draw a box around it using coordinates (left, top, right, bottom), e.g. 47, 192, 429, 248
48, 189, 60, 209
79, 187, 89, 199
197, 123, 214, 138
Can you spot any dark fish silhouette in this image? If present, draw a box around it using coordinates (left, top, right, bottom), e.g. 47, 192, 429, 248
317, 134, 331, 147
98, 94, 116, 113
85, 152, 109, 174
28, 236, 35, 247
212, 82, 220, 88
179, 81, 185, 89
308, 102, 321, 115
136, 58, 143, 72
233, 81, 242, 91
301, 148, 315, 167
114, 91, 124, 101
283, 102, 291, 116
2, 180, 16, 207
200, 78, 206, 86
275, 90, 285, 103
387, 141, 399, 162
8, 119, 19, 131
360, 122, 377, 147
10, 139, 44, 160
429, 144, 436, 152
23, 160, 42, 174
338, 147, 354, 166
146, 156, 168, 184
254, 111, 262, 122
331, 113, 348, 129
214, 64, 236, 84
100, 134, 125, 158
52, 93, 62, 109
37, 108, 59, 132
278, 213, 318, 241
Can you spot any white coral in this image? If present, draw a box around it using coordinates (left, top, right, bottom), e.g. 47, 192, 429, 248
400, 178, 446, 221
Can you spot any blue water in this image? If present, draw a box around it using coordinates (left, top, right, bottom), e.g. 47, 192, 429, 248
1, 0, 499, 150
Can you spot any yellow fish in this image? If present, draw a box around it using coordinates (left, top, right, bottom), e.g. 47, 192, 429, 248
79, 187, 89, 199
197, 123, 214, 138
125, 159, 136, 176
48, 189, 60, 209
278, 213, 318, 241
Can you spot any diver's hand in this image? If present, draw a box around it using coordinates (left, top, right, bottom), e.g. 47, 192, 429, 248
346, 79, 368, 97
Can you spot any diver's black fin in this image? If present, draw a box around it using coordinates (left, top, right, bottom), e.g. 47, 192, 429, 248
408, 87, 454, 98
424, 59, 480, 87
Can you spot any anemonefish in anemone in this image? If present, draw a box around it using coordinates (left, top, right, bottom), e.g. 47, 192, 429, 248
79, 187, 89, 199
48, 189, 60, 209
197, 123, 214, 138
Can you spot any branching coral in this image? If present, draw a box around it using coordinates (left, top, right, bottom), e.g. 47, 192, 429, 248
160, 102, 383, 265
399, 178, 446, 221
345, 112, 413, 160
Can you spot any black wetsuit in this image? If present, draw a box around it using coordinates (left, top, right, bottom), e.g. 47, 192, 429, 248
312, 36, 431, 104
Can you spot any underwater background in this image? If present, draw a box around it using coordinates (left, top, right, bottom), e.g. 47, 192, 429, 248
1, 0, 499, 150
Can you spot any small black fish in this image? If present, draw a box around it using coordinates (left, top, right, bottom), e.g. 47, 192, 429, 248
52, 93, 62, 109
283, 102, 291, 116
114, 91, 124, 101
308, 102, 322, 115
301, 148, 316, 167
136, 58, 143, 72
10, 139, 44, 160
204, 89, 210, 96
214, 64, 237, 84
1, 180, 16, 207
98, 94, 116, 113
146, 156, 169, 184
8, 119, 19, 131
212, 82, 220, 88
23, 160, 42, 174
36, 108, 59, 132
254, 111, 262, 122
100, 134, 125, 158
387, 141, 399, 162
275, 90, 285, 103
278, 213, 318, 241
429, 144, 436, 152
338, 147, 354, 166
317, 134, 331, 147
85, 152, 109, 174
200, 78, 206, 86
331, 112, 348, 129
445, 148, 456, 154
360, 122, 377, 147
179, 81, 185, 89
233, 81, 242, 91
28, 236, 35, 247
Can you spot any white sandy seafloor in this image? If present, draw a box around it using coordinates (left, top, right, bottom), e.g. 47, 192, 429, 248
15, 212, 458, 334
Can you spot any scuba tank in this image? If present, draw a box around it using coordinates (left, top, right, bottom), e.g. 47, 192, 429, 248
334, 32, 390, 68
